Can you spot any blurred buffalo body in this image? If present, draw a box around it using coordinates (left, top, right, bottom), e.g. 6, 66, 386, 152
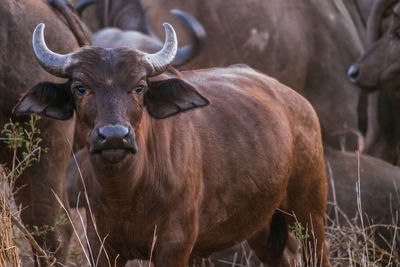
142, 0, 364, 151
0, 0, 82, 265
349, 0, 400, 164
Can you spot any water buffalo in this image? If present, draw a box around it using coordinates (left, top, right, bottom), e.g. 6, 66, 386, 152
348, 0, 400, 163
141, 0, 364, 152
0, 0, 83, 265
14, 23, 330, 266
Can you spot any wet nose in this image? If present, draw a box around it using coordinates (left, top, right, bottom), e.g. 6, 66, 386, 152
90, 124, 138, 161
91, 124, 137, 154
348, 65, 360, 82
97, 125, 130, 143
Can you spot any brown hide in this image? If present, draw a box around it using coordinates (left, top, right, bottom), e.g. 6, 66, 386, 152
0, 0, 78, 265
349, 0, 400, 163
142, 0, 363, 151
17, 39, 330, 266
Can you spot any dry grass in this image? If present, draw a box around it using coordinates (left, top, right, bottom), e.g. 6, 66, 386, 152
0, 165, 21, 267
326, 216, 400, 266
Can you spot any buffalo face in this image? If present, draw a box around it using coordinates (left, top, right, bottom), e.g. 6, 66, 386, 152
348, 2, 400, 92
348, 33, 400, 92
14, 23, 209, 165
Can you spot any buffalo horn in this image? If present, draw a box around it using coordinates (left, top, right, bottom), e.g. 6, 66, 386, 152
393, 2, 400, 15
32, 23, 73, 78
367, 0, 394, 44
143, 23, 178, 77
171, 9, 206, 67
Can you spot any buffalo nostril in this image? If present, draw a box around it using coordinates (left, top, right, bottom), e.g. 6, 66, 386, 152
348, 65, 360, 81
97, 128, 106, 140
123, 129, 130, 142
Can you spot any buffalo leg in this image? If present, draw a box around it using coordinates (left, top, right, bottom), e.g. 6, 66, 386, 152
152, 216, 198, 267
247, 227, 300, 266
285, 178, 330, 266
247, 211, 299, 267
85, 218, 128, 267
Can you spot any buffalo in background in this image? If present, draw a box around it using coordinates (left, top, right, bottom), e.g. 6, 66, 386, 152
75, 0, 205, 67
141, 0, 365, 152
349, 0, 400, 164
0, 0, 88, 265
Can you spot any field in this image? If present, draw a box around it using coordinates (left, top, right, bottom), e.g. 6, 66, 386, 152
1, 164, 399, 266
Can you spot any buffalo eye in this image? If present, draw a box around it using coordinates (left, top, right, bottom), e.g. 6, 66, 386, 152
134, 85, 144, 95
74, 86, 87, 96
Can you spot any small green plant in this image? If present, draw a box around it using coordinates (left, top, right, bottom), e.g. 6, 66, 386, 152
69, 250, 82, 266
56, 213, 69, 227
31, 214, 69, 238
290, 221, 310, 254
0, 114, 56, 266
1, 114, 44, 181
31, 224, 54, 237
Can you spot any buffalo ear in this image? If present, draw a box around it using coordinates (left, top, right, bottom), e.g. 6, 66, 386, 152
14, 82, 74, 120
145, 78, 210, 119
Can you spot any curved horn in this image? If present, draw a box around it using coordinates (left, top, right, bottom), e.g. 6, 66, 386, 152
33, 23, 73, 78
170, 9, 206, 67
367, 0, 394, 44
393, 2, 400, 15
144, 23, 178, 77
75, 0, 102, 17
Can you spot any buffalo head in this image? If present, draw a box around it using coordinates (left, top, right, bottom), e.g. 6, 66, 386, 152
14, 23, 209, 164
348, 0, 400, 92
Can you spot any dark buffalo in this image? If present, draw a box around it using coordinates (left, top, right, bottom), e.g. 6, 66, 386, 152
15, 23, 330, 266
0, 0, 83, 265
348, 0, 400, 163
